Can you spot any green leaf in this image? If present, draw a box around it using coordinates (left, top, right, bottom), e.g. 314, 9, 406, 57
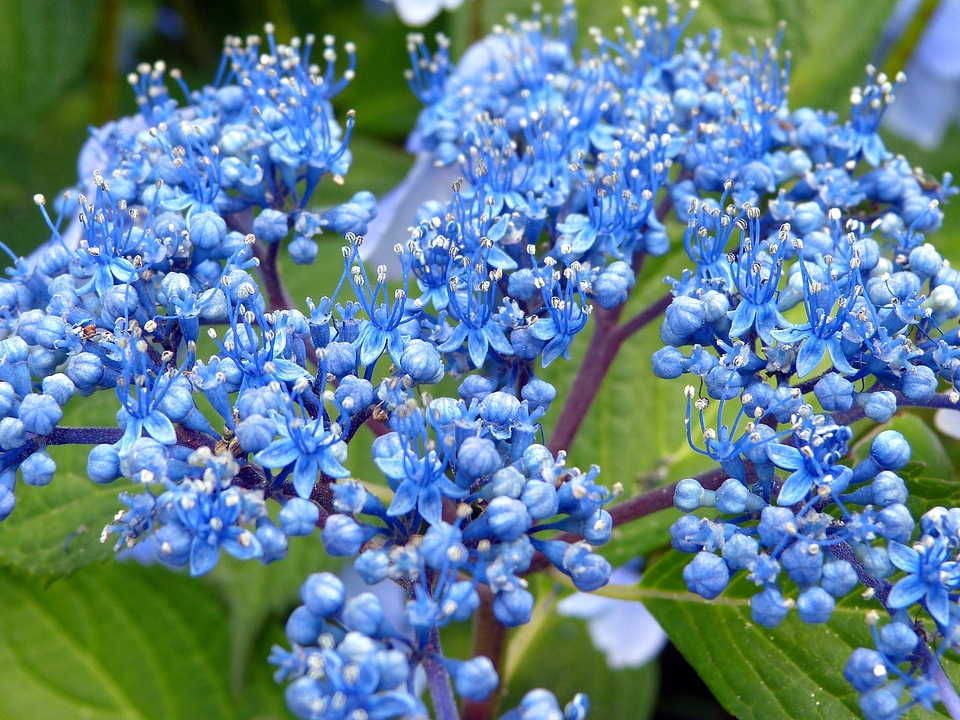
0, 452, 120, 576
0, 561, 238, 720
906, 475, 960, 520
782, 0, 898, 112
0, 390, 127, 576
318, 133, 413, 207
640, 550, 960, 719
235, 609, 298, 720
597, 507, 680, 567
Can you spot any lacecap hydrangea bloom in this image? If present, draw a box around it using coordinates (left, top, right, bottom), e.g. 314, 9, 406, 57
4, 1, 960, 719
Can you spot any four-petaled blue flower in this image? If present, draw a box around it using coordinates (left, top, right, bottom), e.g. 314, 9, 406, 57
887, 536, 960, 628
255, 412, 350, 499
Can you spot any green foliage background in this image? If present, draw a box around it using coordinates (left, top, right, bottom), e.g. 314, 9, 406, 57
0, 1, 957, 718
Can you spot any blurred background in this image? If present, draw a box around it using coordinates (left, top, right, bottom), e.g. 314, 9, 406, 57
0, 1, 956, 718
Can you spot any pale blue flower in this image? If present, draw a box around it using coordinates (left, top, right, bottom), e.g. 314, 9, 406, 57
556, 565, 667, 669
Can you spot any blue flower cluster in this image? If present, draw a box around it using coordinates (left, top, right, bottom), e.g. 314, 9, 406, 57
0, 11, 625, 718
615, 14, 960, 720
5, 0, 960, 717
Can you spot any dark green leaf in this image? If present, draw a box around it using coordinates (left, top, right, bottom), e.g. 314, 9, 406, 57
640, 550, 960, 719
906, 475, 960, 520
0, 454, 120, 576
319, 133, 413, 206
0, 390, 127, 576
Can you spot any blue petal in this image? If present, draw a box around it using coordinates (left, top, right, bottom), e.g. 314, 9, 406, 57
438, 323, 469, 353
541, 335, 572, 367
255, 438, 299, 469
319, 450, 351, 479
367, 692, 426, 720
293, 457, 320, 498
417, 485, 443, 525
754, 303, 786, 345
887, 541, 919, 573
385, 330, 407, 367
374, 456, 408, 484
271, 358, 310, 382
221, 528, 264, 561
359, 327, 388, 367
467, 329, 490, 369
887, 575, 926, 610
795, 336, 827, 377
530, 317, 558, 342
143, 411, 177, 445
387, 479, 419, 517
189, 538, 221, 576
728, 302, 758, 340
765, 443, 803, 470
771, 324, 810, 344
927, 585, 952, 627
825, 338, 856, 375
484, 324, 514, 356
776, 471, 813, 506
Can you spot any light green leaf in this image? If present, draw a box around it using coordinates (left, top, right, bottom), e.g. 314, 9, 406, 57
640, 550, 960, 719
0, 450, 121, 576
0, 561, 238, 720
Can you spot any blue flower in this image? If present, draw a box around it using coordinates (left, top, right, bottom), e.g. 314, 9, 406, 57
528, 259, 591, 367
162, 485, 264, 576
728, 211, 789, 344
438, 247, 514, 368
770, 254, 860, 377
375, 444, 465, 525
255, 410, 350, 499
887, 536, 960, 627
767, 420, 853, 506
346, 244, 420, 367
556, 564, 667, 668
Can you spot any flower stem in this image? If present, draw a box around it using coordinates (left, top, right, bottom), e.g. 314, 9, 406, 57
46, 426, 125, 446
933, 663, 960, 720
547, 289, 671, 456
462, 591, 506, 720
424, 628, 460, 720
547, 304, 622, 455
523, 467, 728, 575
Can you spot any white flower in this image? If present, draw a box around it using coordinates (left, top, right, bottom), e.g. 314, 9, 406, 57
556, 565, 668, 669
379, 0, 465, 27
